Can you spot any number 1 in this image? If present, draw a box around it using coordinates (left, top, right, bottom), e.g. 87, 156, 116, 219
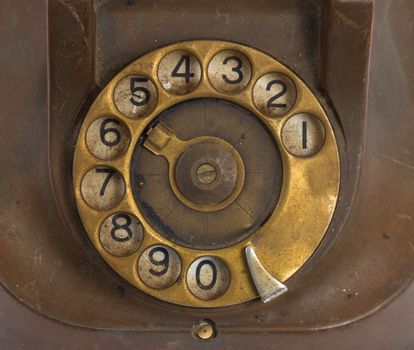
302, 121, 308, 149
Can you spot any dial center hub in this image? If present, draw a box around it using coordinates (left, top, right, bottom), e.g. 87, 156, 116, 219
175, 140, 240, 207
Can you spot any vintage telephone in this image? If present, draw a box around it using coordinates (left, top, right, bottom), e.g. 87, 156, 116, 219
1, 0, 413, 348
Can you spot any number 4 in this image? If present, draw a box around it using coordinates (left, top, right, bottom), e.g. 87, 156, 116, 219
171, 55, 194, 83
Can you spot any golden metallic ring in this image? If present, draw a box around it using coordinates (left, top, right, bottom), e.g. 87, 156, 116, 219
73, 40, 340, 307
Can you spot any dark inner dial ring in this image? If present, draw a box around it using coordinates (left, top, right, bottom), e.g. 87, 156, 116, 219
131, 99, 283, 250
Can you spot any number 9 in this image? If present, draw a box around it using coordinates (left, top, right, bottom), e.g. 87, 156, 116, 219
138, 245, 181, 289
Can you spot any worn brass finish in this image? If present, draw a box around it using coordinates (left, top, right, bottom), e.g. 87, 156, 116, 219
73, 40, 340, 307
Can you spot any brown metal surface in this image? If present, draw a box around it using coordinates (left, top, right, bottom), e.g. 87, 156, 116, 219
0, 0, 413, 348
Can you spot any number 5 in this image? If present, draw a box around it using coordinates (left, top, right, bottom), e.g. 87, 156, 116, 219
130, 77, 150, 106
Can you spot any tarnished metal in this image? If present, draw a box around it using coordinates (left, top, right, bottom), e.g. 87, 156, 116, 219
99, 213, 143, 257
72, 40, 340, 307
195, 163, 218, 185
191, 319, 216, 341
80, 168, 125, 210
86, 117, 131, 160
114, 75, 158, 118
132, 98, 283, 251
138, 245, 181, 289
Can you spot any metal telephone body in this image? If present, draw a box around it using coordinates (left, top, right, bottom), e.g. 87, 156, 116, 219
0, 0, 413, 348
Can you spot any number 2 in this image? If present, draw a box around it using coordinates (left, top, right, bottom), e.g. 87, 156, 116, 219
266, 80, 288, 108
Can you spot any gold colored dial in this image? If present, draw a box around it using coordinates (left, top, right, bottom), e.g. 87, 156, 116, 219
73, 40, 340, 308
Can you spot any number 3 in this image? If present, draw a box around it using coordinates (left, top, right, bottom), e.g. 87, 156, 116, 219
222, 56, 243, 84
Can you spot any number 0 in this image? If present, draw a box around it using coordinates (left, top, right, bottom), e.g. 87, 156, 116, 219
195, 260, 217, 290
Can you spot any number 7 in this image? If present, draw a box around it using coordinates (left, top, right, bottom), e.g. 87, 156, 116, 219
95, 168, 115, 196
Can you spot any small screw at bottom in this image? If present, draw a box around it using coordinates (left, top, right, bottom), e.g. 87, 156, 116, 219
192, 319, 216, 341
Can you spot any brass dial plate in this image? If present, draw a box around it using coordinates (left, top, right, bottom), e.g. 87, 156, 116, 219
73, 40, 340, 308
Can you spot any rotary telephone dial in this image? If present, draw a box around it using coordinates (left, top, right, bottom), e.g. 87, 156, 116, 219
2, 0, 413, 346
74, 40, 339, 307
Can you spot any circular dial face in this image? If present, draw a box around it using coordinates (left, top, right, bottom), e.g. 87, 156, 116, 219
131, 99, 283, 250
73, 40, 340, 308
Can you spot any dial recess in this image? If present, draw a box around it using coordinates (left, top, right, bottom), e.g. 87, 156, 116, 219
73, 40, 340, 308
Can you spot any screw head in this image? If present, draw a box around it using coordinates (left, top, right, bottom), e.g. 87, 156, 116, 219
192, 319, 216, 341
195, 163, 218, 185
